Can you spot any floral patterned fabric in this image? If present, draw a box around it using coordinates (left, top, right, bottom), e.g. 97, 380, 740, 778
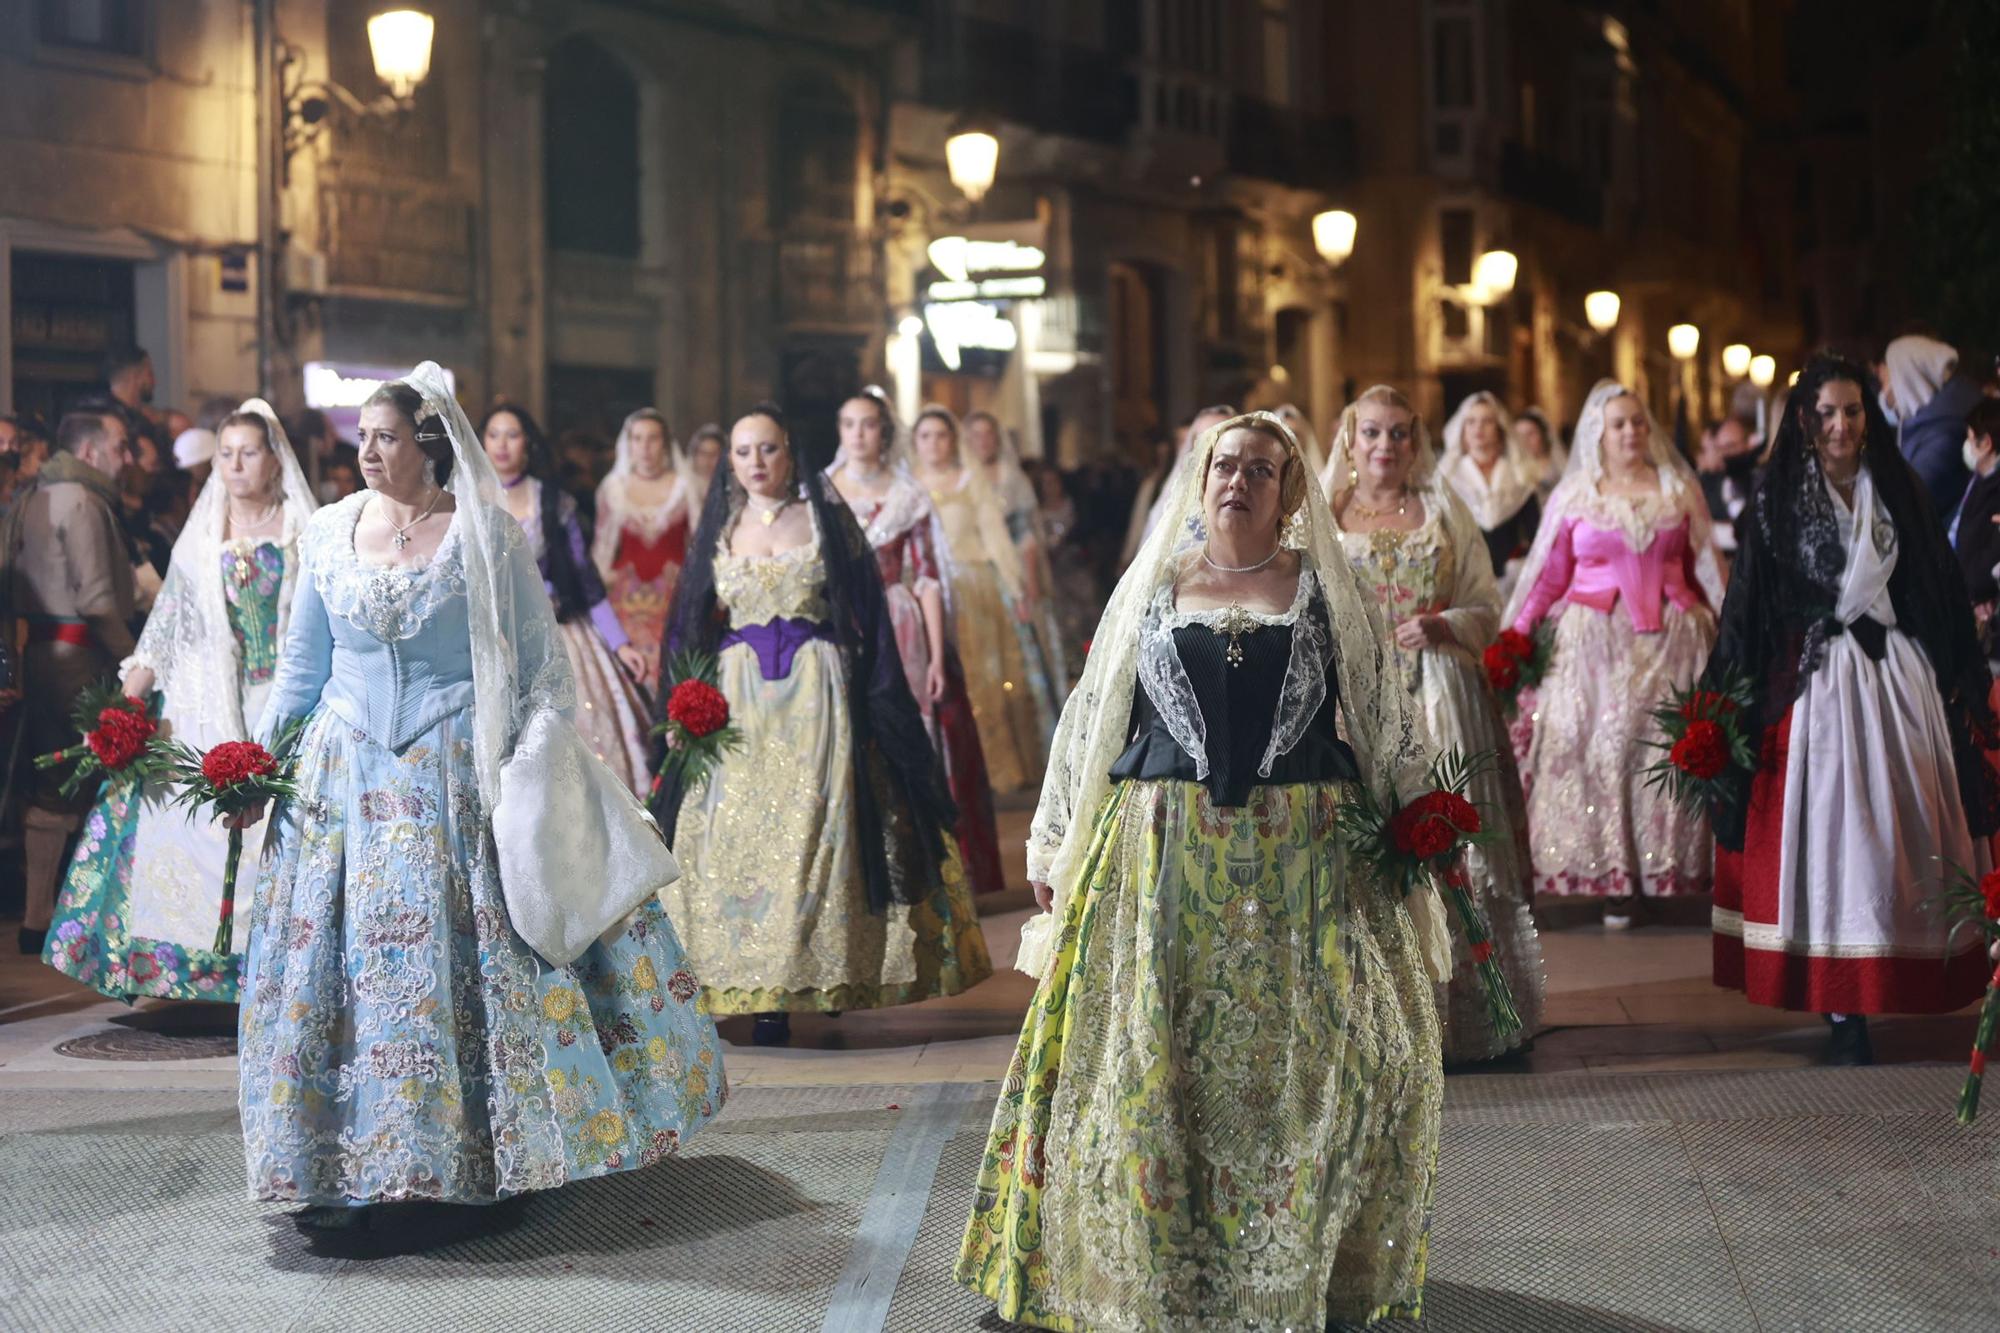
1338, 506, 1546, 1062
957, 780, 1441, 1331
239, 502, 724, 1206
45, 539, 290, 1003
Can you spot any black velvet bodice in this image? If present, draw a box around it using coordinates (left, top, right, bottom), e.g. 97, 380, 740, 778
1109, 600, 1359, 807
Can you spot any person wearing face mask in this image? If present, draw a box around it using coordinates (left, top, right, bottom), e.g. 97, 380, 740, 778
1950, 400, 2000, 633
483, 404, 653, 796
238, 366, 724, 1235
1438, 391, 1543, 596
41, 402, 316, 1002
1880, 333, 1984, 520
826, 389, 1007, 898
959, 412, 1444, 1331
1329, 385, 1545, 1064
655, 404, 989, 1048
590, 408, 690, 694
1505, 381, 1726, 928
1702, 354, 1997, 1065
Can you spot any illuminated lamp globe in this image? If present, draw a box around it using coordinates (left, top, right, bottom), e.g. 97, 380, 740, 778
1749, 355, 1776, 389
1471, 249, 1518, 304
1721, 343, 1752, 378
945, 128, 999, 204
1313, 210, 1357, 266
367, 9, 435, 100
1584, 290, 1621, 333
1667, 323, 1700, 361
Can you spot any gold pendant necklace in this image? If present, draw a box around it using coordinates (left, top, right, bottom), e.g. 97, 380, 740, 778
747, 495, 792, 527
1349, 489, 1410, 521
1216, 603, 1257, 667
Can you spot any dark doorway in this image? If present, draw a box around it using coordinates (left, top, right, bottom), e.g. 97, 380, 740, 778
9, 251, 135, 423
780, 337, 862, 474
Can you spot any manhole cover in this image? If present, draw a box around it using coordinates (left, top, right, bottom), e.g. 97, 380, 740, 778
54, 1029, 237, 1061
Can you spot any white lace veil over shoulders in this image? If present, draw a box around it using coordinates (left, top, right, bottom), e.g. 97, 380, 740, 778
1018, 409, 1433, 977
124, 397, 318, 742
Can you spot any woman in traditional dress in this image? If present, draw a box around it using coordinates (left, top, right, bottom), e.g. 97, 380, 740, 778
239, 365, 723, 1231
44, 400, 315, 1002
685, 422, 725, 498
967, 410, 1072, 692
1328, 385, 1545, 1063
1513, 406, 1568, 498
913, 406, 1056, 792
1504, 380, 1725, 925
655, 404, 991, 1047
480, 405, 653, 795
591, 408, 689, 694
958, 411, 1447, 1331
1439, 391, 1543, 594
1704, 353, 1998, 1064
827, 389, 1007, 897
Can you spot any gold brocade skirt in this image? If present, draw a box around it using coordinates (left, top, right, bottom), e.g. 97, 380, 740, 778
953, 563, 1047, 793
660, 639, 990, 1014
956, 780, 1441, 1331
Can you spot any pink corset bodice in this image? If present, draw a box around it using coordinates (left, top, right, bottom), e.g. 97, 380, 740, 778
1512, 515, 1704, 634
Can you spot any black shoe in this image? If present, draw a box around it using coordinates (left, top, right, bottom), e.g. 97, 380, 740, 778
18, 928, 46, 957
751, 1013, 792, 1047
293, 1204, 371, 1233
1824, 1014, 1874, 1066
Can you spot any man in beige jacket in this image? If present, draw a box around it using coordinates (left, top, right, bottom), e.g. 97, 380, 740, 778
3, 409, 135, 954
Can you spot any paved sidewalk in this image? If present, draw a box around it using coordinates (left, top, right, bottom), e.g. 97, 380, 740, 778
2, 1066, 1996, 1332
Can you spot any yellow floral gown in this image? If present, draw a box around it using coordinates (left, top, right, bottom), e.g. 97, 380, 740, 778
661, 520, 991, 1014
957, 592, 1443, 1330
1338, 498, 1546, 1062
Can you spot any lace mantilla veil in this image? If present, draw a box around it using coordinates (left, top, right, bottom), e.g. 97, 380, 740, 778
1437, 390, 1540, 531
589, 409, 691, 577
824, 388, 959, 620
403, 361, 576, 810
1501, 378, 1727, 629
124, 398, 318, 741
1015, 409, 1435, 977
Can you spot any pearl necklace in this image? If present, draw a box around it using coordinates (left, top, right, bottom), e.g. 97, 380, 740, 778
1201, 544, 1281, 574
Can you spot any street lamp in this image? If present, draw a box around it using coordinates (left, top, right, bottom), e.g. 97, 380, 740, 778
1667, 323, 1700, 361
1749, 355, 1776, 389
1584, 290, 1621, 333
1721, 342, 1752, 378
1313, 209, 1357, 267
366, 9, 436, 100
1470, 249, 1518, 305
945, 122, 999, 204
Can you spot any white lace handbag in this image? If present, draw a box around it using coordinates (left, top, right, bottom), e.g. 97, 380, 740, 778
492, 706, 680, 967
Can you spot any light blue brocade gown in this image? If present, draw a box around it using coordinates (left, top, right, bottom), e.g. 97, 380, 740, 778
240, 493, 725, 1206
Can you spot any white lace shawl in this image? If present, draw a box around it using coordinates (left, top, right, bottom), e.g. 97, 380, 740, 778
1438, 392, 1539, 531
1018, 411, 1434, 977
826, 463, 958, 620
123, 398, 317, 744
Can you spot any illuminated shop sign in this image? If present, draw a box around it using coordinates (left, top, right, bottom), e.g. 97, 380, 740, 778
303, 361, 456, 409
923, 301, 1016, 371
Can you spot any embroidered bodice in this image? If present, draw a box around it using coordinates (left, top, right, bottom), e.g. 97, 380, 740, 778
848, 483, 943, 593
258, 491, 566, 756
1339, 511, 1456, 678
1512, 490, 1705, 634
220, 538, 286, 684
714, 535, 830, 628
1112, 578, 1357, 806
928, 476, 995, 564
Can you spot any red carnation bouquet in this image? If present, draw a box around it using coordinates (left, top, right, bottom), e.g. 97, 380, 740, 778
1337, 747, 1523, 1036
1642, 670, 1757, 808
1482, 624, 1553, 717
649, 650, 745, 801
1935, 861, 2000, 1123
155, 718, 308, 955
33, 681, 165, 798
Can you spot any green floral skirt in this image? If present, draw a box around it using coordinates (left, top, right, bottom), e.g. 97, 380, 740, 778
955, 779, 1442, 1331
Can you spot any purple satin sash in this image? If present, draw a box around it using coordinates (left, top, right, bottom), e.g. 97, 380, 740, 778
722, 616, 835, 680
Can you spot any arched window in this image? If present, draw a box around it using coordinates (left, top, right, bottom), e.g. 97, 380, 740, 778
545, 35, 640, 257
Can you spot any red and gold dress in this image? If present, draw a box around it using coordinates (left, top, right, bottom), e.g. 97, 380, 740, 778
593, 474, 688, 695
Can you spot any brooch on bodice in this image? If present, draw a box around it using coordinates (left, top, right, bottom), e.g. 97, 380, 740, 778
1215, 604, 1258, 667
